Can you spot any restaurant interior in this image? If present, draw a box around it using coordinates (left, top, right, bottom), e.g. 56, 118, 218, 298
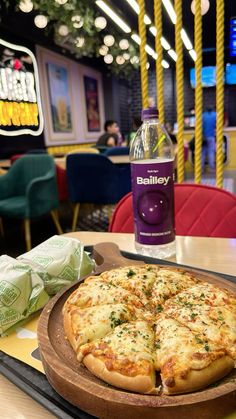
0, 1, 236, 418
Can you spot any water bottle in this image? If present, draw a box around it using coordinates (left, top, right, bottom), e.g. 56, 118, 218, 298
130, 107, 176, 258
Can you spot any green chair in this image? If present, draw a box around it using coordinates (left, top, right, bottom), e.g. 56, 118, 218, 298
0, 154, 63, 251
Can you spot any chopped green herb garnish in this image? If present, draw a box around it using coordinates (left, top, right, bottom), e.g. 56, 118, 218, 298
154, 340, 161, 349
190, 312, 197, 320
156, 304, 163, 313
195, 335, 204, 344
127, 269, 136, 278
204, 343, 210, 352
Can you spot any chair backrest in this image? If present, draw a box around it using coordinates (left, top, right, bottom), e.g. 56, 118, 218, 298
67, 148, 99, 155
109, 184, 236, 238
104, 146, 130, 156
8, 154, 56, 195
66, 153, 131, 204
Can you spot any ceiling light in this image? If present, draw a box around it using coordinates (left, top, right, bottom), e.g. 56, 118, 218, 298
123, 53, 130, 60
119, 39, 129, 50
161, 36, 171, 50
94, 16, 107, 29
104, 54, 113, 64
146, 62, 150, 70
161, 59, 170, 68
131, 33, 141, 45
116, 55, 125, 64
149, 26, 157, 37
189, 49, 197, 61
125, 0, 139, 14
191, 0, 210, 15
55, 0, 68, 4
19, 0, 33, 13
104, 35, 115, 47
145, 44, 157, 59
99, 45, 109, 55
34, 15, 48, 28
168, 49, 177, 61
181, 29, 193, 50
162, 0, 176, 24
144, 15, 151, 25
58, 24, 69, 36
96, 1, 131, 33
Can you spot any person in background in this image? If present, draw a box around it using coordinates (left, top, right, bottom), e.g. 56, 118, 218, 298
97, 120, 123, 147
126, 115, 142, 146
165, 122, 177, 146
202, 107, 217, 172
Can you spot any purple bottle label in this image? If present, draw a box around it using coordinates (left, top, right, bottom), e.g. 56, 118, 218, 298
131, 160, 175, 245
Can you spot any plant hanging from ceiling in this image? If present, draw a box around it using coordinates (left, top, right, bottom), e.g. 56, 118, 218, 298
2, 0, 140, 77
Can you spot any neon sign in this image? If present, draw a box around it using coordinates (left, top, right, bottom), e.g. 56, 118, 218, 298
0, 38, 43, 136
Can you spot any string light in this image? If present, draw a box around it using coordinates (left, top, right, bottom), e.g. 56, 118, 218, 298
116, 55, 125, 64
55, 0, 68, 4
34, 15, 48, 28
104, 35, 115, 47
104, 54, 113, 64
119, 39, 129, 50
75, 37, 85, 48
58, 25, 69, 36
191, 0, 210, 15
19, 0, 33, 13
99, 45, 109, 55
94, 16, 107, 29
71, 15, 83, 28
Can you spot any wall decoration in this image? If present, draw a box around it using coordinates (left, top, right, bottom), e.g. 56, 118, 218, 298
84, 76, 101, 132
0, 38, 44, 136
46, 62, 72, 133
36, 46, 105, 145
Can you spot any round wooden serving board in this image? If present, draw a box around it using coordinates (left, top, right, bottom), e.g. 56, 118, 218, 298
38, 243, 236, 419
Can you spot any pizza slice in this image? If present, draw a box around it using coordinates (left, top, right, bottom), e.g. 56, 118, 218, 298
154, 314, 234, 395
165, 282, 236, 309
78, 320, 156, 394
164, 296, 236, 361
151, 268, 199, 309
97, 265, 159, 303
64, 278, 144, 310
63, 303, 140, 352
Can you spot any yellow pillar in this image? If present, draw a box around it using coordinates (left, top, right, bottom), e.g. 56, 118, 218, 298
216, 0, 224, 188
194, 0, 203, 184
138, 0, 148, 108
154, 0, 164, 124
175, 0, 184, 183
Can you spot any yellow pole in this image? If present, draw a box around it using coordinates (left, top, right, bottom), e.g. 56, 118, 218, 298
138, 0, 148, 108
154, 0, 164, 124
194, 0, 202, 184
216, 0, 224, 188
175, 0, 184, 183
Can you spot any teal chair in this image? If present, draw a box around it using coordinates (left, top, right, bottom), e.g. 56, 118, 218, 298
0, 154, 63, 250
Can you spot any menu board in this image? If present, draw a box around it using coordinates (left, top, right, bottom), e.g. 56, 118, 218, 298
0, 38, 44, 136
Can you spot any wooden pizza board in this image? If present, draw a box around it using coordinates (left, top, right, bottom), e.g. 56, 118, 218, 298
37, 243, 236, 419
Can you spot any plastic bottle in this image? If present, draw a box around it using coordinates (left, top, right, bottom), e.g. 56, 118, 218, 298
130, 107, 176, 258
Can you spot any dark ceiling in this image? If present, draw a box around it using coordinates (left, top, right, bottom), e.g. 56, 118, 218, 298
0, 0, 235, 71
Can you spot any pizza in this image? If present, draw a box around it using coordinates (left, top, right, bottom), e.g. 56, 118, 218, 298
63, 264, 236, 395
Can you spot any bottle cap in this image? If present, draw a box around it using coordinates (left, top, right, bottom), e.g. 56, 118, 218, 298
141, 107, 159, 120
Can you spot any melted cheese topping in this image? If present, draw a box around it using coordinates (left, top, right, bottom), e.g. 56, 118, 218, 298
66, 279, 143, 309
155, 314, 226, 373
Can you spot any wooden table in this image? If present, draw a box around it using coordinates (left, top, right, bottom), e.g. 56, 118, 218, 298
1, 232, 236, 418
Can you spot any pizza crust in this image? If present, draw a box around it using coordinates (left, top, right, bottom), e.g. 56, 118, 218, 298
83, 354, 157, 394
162, 355, 234, 395
63, 306, 78, 351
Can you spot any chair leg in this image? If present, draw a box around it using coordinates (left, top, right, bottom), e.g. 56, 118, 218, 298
72, 203, 80, 231
24, 219, 31, 252
50, 210, 63, 235
0, 218, 4, 237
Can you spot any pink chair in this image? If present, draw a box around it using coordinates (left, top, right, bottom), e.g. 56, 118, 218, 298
109, 184, 236, 238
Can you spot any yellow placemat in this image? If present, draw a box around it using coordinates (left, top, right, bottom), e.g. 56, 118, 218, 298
0, 314, 44, 374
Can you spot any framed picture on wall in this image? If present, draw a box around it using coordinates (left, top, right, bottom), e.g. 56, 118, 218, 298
79, 65, 105, 140
36, 46, 79, 145
83, 75, 101, 132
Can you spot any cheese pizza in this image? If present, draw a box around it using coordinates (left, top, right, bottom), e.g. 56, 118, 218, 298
63, 264, 236, 395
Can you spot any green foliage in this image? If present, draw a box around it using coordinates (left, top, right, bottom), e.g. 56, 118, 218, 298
4, 0, 139, 78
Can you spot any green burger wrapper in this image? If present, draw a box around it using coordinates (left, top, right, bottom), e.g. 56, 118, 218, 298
0, 255, 49, 336
18, 235, 94, 296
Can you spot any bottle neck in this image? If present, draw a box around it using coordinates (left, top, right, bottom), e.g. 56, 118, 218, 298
142, 118, 159, 124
